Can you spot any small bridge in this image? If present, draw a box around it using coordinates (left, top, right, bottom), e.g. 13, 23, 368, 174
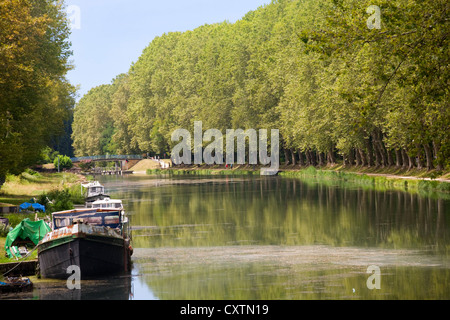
70, 154, 143, 163
71, 155, 143, 175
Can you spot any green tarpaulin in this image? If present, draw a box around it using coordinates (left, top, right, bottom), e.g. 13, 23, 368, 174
4, 219, 51, 259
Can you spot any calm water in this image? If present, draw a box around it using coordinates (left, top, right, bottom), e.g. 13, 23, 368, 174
14, 174, 450, 300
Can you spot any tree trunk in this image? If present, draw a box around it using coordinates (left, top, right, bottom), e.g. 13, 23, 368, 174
423, 143, 434, 171
395, 149, 402, 167
371, 132, 380, 167
309, 149, 317, 166
374, 144, 382, 167
348, 149, 355, 166
305, 149, 311, 166
355, 148, 362, 166
373, 141, 382, 167
358, 148, 367, 166
297, 149, 305, 166
378, 141, 389, 167
432, 140, 443, 170
405, 148, 414, 171
328, 149, 336, 165
290, 148, 296, 166
386, 148, 394, 167
343, 155, 348, 167
364, 139, 374, 167
401, 148, 409, 169
283, 148, 290, 165
416, 144, 424, 169
317, 151, 324, 167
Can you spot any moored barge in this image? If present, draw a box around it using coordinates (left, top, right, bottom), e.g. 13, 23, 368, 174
37, 208, 132, 279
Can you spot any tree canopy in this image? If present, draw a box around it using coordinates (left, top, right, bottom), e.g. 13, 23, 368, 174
71, 0, 449, 171
0, 0, 75, 184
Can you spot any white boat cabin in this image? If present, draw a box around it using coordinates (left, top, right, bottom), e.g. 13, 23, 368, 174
91, 198, 123, 210
83, 181, 107, 198
91, 198, 128, 225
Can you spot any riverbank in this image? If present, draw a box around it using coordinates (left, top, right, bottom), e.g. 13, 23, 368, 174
145, 163, 450, 194
0, 171, 87, 206
280, 166, 450, 194
0, 171, 88, 265
0, 259, 37, 277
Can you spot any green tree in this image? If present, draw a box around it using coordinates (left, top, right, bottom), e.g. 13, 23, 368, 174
70, 0, 449, 171
0, 0, 75, 185
53, 155, 73, 170
71, 84, 114, 156
303, 0, 449, 169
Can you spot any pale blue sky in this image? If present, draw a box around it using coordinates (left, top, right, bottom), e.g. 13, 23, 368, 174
65, 0, 271, 100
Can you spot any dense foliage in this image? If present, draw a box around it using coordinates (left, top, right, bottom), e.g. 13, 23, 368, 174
0, 0, 76, 185
72, 0, 449, 170
37, 188, 75, 213
53, 154, 73, 170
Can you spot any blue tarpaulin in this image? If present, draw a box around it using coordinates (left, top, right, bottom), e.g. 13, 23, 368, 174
19, 202, 46, 212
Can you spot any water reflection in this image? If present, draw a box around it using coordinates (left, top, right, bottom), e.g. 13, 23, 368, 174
131, 246, 450, 300
84, 175, 450, 300
104, 175, 449, 253
2, 275, 134, 300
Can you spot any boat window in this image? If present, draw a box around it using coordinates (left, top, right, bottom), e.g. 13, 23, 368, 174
85, 217, 102, 225
54, 217, 71, 228
52, 210, 122, 229
104, 216, 120, 225
115, 203, 122, 208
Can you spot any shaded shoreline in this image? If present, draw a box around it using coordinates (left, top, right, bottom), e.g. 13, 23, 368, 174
144, 165, 450, 195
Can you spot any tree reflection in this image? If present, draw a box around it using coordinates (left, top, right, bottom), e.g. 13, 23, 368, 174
112, 176, 449, 254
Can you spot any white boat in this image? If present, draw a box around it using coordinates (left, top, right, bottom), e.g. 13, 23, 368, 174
82, 181, 110, 207
91, 198, 123, 210
91, 198, 127, 225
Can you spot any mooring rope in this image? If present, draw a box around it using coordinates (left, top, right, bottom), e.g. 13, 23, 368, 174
2, 244, 39, 277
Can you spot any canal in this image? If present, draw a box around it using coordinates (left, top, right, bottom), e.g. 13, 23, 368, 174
13, 174, 450, 300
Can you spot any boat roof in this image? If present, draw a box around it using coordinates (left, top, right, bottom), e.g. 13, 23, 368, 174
81, 181, 103, 188
51, 208, 119, 217
92, 198, 123, 204
50, 208, 122, 230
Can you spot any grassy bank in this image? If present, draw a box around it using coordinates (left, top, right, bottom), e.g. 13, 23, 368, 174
0, 170, 87, 264
146, 167, 259, 176
0, 170, 86, 205
146, 164, 450, 194
279, 166, 450, 194
0, 235, 39, 264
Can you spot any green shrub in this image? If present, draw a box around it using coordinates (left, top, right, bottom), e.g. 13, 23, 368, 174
66, 184, 85, 205
40, 146, 60, 164
38, 189, 74, 213
24, 168, 40, 176
437, 182, 450, 192
4, 212, 47, 228
54, 155, 73, 170
20, 170, 42, 183
0, 223, 10, 237
5, 174, 21, 184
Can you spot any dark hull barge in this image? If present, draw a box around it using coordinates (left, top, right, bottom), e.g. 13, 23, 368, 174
37, 208, 132, 279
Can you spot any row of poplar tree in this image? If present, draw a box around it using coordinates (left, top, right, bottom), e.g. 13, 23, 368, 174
72, 0, 449, 171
